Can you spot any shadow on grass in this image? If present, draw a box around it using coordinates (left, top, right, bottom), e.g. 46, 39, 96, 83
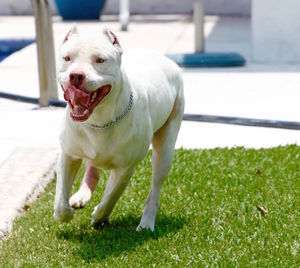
56, 214, 186, 262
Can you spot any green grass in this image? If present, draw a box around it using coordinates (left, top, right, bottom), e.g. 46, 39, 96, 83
0, 146, 300, 267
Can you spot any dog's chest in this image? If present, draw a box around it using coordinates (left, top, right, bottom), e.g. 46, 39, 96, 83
60, 123, 150, 169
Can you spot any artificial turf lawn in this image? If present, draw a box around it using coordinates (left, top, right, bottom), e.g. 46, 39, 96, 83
0, 146, 299, 267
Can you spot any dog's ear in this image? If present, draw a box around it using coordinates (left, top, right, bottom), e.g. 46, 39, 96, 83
103, 29, 123, 54
63, 25, 78, 43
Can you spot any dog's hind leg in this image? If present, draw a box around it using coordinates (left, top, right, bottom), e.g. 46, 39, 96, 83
69, 163, 99, 209
137, 94, 184, 232
91, 166, 135, 227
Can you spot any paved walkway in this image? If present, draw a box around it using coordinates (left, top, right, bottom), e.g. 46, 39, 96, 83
0, 147, 57, 238
0, 15, 300, 238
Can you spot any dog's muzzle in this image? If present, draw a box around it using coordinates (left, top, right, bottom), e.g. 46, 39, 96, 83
62, 85, 111, 121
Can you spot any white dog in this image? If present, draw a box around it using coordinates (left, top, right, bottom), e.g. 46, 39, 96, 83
54, 26, 184, 231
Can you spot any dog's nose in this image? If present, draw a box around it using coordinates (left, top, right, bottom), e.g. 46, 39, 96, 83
69, 71, 86, 86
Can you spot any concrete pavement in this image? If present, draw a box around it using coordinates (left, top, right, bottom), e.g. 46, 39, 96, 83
1, 15, 300, 238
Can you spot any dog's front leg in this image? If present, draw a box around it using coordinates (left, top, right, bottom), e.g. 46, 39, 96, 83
69, 164, 99, 209
54, 152, 82, 222
91, 167, 134, 226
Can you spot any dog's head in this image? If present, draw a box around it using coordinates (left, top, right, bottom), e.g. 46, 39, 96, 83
57, 25, 123, 122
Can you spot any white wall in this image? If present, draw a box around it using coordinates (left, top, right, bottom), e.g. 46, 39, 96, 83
252, 0, 300, 63
0, 0, 251, 16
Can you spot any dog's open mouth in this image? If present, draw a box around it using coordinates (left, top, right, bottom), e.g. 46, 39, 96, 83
62, 84, 111, 121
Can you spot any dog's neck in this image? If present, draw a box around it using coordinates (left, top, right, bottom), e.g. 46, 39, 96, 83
84, 69, 132, 129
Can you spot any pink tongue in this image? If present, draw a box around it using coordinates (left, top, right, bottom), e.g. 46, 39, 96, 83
73, 105, 86, 115
64, 85, 90, 107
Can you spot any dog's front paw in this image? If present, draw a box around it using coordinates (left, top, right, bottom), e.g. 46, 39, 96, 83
91, 218, 109, 230
91, 204, 111, 228
69, 184, 92, 209
136, 220, 155, 232
54, 206, 74, 222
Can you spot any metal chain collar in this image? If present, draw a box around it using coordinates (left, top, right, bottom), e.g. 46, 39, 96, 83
84, 91, 133, 130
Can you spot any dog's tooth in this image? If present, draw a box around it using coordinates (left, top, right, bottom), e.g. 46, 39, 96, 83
84, 110, 88, 115
91, 91, 97, 102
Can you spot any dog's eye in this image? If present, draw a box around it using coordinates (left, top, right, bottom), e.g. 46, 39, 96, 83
64, 56, 71, 62
96, 58, 105, 64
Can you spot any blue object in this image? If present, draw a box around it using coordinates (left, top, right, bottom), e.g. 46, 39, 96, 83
0, 39, 34, 62
54, 0, 105, 20
167, 52, 246, 68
